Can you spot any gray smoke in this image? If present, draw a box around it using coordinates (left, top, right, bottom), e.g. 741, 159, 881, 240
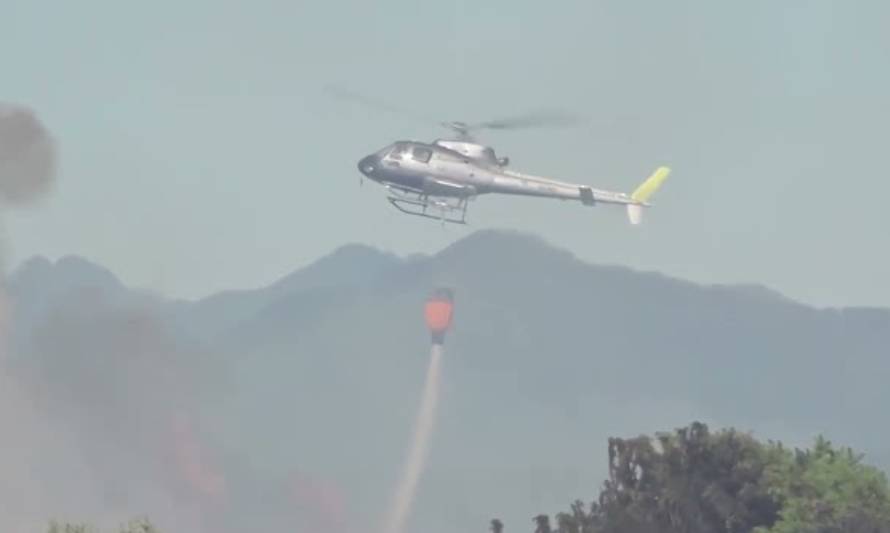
0, 103, 232, 531
0, 103, 354, 532
0, 102, 63, 531
0, 103, 57, 207
13, 297, 228, 531
0, 102, 57, 338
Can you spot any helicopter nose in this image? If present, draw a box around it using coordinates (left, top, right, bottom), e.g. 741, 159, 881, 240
358, 154, 378, 177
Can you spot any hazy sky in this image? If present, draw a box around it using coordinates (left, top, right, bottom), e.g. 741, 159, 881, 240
2, 0, 889, 307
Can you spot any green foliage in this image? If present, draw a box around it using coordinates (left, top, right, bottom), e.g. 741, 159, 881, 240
592, 422, 782, 532
757, 436, 890, 533
47, 517, 158, 533
47, 522, 96, 533
117, 517, 159, 533
533, 514, 553, 533
554, 500, 602, 533
537, 423, 890, 533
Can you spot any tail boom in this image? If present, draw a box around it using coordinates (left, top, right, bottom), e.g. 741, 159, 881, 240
494, 165, 670, 225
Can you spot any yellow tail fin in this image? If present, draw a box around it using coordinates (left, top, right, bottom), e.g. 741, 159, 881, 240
627, 166, 670, 225
631, 166, 671, 204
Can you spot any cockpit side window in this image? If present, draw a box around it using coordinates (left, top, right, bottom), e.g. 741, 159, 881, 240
411, 146, 432, 163
388, 143, 409, 159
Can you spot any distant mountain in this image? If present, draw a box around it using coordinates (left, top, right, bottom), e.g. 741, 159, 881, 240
8, 254, 124, 306
5, 230, 889, 533
5, 255, 130, 354
172, 243, 403, 340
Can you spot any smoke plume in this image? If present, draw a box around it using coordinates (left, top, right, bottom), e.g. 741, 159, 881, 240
0, 103, 57, 207
381, 344, 444, 533
14, 293, 231, 530
0, 102, 57, 334
0, 103, 357, 531
289, 470, 348, 533
0, 106, 230, 530
171, 412, 228, 503
0, 103, 63, 531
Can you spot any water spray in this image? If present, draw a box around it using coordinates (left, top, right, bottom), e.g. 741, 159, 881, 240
381, 289, 454, 533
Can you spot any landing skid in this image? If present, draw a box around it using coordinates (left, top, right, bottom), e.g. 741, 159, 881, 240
385, 186, 471, 225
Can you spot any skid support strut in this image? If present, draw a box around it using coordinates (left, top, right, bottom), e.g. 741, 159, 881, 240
385, 187, 471, 225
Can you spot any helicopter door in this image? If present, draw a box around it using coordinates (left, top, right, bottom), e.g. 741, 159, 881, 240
431, 150, 476, 185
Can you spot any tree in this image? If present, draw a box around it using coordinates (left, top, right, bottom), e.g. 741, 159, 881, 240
555, 500, 601, 533
532, 422, 890, 533
47, 518, 158, 533
48, 523, 94, 533
533, 514, 552, 533
117, 518, 159, 533
593, 422, 782, 532
491, 518, 505, 533
757, 437, 890, 533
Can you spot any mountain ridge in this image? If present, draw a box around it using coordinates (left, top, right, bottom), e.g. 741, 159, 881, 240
4, 230, 889, 533
6, 231, 876, 316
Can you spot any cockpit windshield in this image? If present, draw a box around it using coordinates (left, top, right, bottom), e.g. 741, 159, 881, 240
386, 143, 432, 164
387, 142, 410, 159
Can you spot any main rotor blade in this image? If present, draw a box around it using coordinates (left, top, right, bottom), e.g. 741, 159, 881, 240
471, 110, 586, 131
324, 84, 584, 139
323, 84, 439, 125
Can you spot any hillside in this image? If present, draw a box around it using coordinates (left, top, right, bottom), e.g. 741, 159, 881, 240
4, 229, 889, 533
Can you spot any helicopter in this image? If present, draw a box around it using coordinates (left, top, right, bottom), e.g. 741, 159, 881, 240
330, 86, 670, 225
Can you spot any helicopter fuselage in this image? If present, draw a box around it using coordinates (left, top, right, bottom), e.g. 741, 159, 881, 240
357, 139, 634, 206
